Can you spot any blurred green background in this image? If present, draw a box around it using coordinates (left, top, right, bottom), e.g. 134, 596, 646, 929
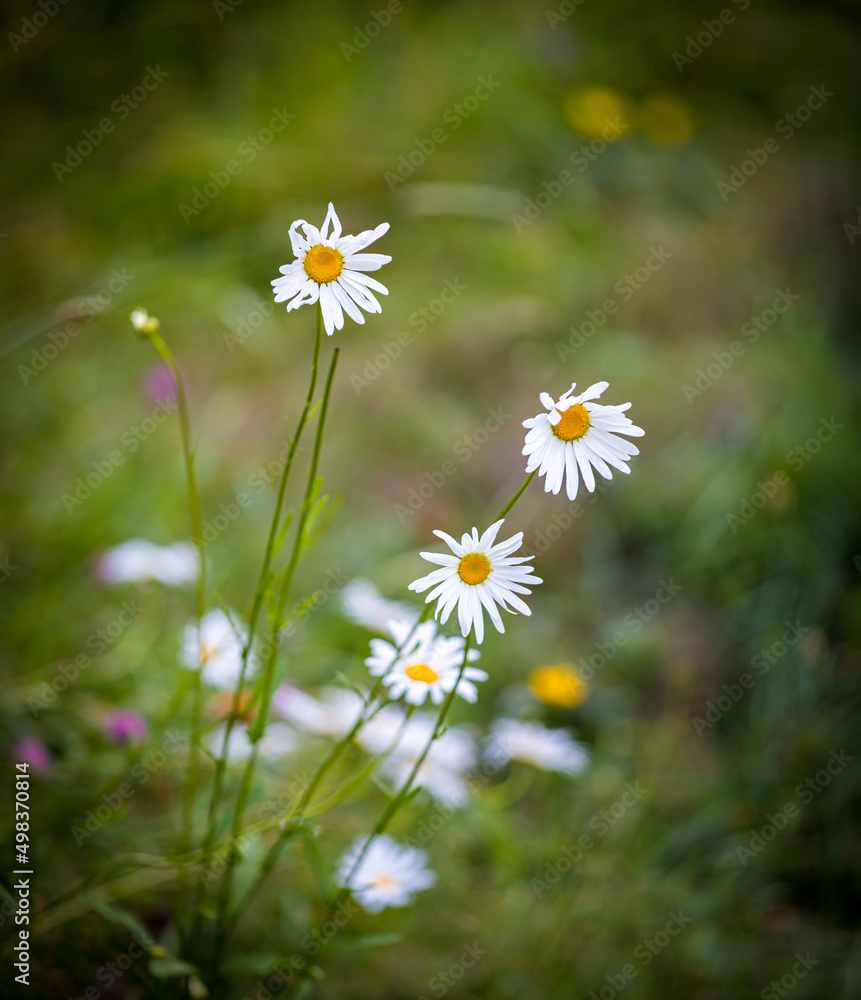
2, 0, 861, 997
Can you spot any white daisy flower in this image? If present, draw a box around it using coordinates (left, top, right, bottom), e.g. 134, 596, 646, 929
179, 608, 257, 690
366, 619, 487, 706
408, 520, 542, 645
522, 381, 644, 501
271, 202, 391, 337
379, 712, 477, 807
206, 721, 297, 762
485, 718, 589, 776
96, 538, 198, 586
340, 578, 419, 634
272, 684, 364, 740
336, 834, 436, 913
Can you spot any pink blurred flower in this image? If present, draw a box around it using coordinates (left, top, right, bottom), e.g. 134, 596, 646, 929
13, 737, 52, 775
104, 709, 148, 745
143, 363, 177, 405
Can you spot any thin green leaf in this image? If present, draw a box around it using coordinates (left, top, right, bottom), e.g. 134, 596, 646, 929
330, 932, 403, 953
270, 508, 294, 559
150, 956, 198, 978
303, 757, 382, 819
83, 894, 153, 948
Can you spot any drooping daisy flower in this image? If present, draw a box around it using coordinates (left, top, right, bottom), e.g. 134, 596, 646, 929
408, 520, 542, 644
271, 203, 391, 337
96, 539, 198, 586
366, 619, 487, 705
336, 834, 436, 913
378, 713, 477, 807
341, 578, 418, 634
522, 381, 644, 501
272, 684, 364, 740
485, 718, 589, 776
179, 608, 257, 689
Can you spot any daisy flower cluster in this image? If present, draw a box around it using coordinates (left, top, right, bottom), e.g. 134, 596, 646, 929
95, 202, 647, 948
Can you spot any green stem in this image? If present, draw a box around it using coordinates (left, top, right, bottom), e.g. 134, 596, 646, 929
200, 309, 323, 863
214, 337, 340, 954
141, 328, 207, 948
493, 470, 537, 522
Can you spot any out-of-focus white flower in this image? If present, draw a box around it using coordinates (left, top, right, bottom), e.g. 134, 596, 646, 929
522, 381, 644, 500
366, 619, 487, 706
271, 203, 391, 337
408, 520, 542, 644
354, 703, 409, 756
272, 684, 364, 740
206, 721, 297, 762
180, 608, 257, 689
485, 718, 589, 776
336, 834, 436, 913
340, 578, 418, 634
96, 539, 197, 586
379, 712, 477, 807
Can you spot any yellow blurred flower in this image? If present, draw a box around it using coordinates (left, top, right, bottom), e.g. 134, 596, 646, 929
563, 86, 632, 138
528, 664, 589, 708
638, 94, 694, 145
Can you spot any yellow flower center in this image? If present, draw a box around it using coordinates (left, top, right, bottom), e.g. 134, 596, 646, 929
303, 244, 344, 283
201, 644, 215, 664
405, 663, 439, 684
528, 665, 589, 708
457, 552, 491, 586
373, 875, 396, 889
551, 403, 590, 442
